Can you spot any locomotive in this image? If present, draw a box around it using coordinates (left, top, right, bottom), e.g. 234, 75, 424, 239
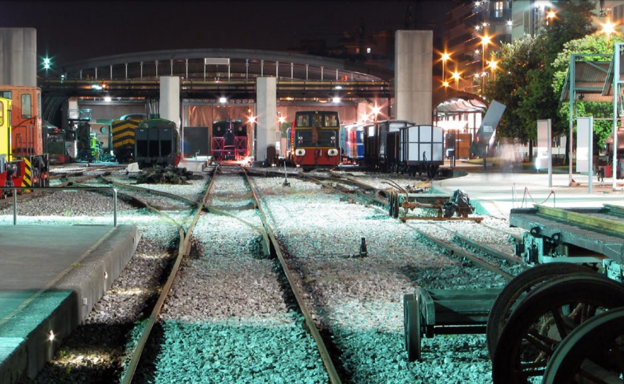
111, 114, 146, 163
135, 118, 181, 168
0, 85, 50, 192
211, 120, 249, 161
288, 110, 341, 169
340, 120, 445, 178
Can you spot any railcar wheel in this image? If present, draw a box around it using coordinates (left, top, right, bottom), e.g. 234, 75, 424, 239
543, 306, 624, 384
491, 273, 624, 384
486, 263, 595, 358
404, 293, 422, 362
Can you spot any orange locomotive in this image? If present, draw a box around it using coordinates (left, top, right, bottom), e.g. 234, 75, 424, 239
0, 85, 50, 192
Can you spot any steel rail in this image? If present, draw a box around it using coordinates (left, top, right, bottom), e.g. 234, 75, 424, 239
242, 167, 342, 384
119, 171, 214, 384
98, 175, 200, 208
453, 233, 526, 266
413, 228, 515, 282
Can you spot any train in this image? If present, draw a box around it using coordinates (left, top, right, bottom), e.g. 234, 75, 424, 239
340, 120, 445, 178
134, 118, 181, 168
211, 119, 249, 161
0, 85, 50, 192
287, 110, 341, 169
111, 114, 146, 163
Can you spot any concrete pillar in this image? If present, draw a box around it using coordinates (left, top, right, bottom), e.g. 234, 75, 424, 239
160, 76, 180, 127
395, 30, 432, 125
0, 28, 37, 86
255, 77, 276, 163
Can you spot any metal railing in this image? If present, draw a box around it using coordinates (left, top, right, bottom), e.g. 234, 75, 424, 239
0, 186, 118, 226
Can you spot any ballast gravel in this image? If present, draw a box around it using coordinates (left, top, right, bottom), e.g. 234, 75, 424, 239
4, 166, 524, 384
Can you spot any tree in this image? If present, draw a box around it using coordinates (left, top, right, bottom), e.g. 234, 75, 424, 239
552, 33, 624, 157
484, 0, 598, 146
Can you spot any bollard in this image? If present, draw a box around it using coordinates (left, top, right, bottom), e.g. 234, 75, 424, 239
359, 237, 368, 257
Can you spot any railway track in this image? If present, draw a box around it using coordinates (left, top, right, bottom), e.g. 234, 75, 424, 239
111, 166, 342, 383
16, 165, 528, 383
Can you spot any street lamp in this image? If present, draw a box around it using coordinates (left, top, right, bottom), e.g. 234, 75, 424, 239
601, 19, 617, 42
480, 34, 491, 94
488, 57, 498, 80
451, 71, 461, 90
441, 52, 451, 88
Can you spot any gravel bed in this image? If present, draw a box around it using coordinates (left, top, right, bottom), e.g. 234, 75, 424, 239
9, 167, 516, 384
251, 175, 506, 383
146, 171, 329, 383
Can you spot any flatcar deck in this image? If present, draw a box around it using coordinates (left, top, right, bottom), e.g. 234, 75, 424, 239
509, 205, 624, 262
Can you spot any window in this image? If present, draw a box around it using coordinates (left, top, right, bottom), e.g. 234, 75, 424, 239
494, 1, 504, 18
21, 93, 32, 119
0, 100, 3, 126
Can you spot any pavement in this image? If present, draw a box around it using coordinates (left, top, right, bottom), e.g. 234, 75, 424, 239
432, 160, 624, 219
0, 224, 140, 384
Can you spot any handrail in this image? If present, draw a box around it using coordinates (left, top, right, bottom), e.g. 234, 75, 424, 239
0, 186, 118, 226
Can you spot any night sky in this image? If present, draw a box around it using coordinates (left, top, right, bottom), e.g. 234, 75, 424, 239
1, 1, 455, 66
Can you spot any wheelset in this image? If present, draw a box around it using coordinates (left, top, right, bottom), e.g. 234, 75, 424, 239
492, 273, 624, 384
486, 262, 595, 358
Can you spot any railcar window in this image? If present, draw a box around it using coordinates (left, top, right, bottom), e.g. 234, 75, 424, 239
0, 91, 11, 99
312, 114, 322, 127
324, 114, 339, 127
298, 114, 310, 127
21, 94, 32, 119
0, 100, 3, 126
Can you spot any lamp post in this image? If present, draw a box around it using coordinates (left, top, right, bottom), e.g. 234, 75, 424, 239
601, 19, 616, 44
488, 56, 498, 80
451, 71, 461, 90
480, 34, 491, 94
441, 52, 450, 89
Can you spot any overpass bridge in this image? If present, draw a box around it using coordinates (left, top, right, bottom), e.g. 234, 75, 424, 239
39, 48, 395, 125
39, 47, 485, 126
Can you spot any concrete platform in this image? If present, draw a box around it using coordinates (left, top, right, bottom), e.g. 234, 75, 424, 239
0, 224, 140, 384
433, 163, 624, 219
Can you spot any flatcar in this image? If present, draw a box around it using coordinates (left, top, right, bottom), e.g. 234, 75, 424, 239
288, 110, 340, 169
135, 118, 181, 168
0, 85, 49, 190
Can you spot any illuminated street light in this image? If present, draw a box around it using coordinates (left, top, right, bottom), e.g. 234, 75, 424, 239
451, 71, 461, 90
43, 57, 51, 70
480, 34, 492, 94
601, 19, 617, 41
488, 58, 498, 80
441, 52, 450, 87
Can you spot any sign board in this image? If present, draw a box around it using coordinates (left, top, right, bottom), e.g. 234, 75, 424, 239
576, 117, 593, 173
204, 58, 230, 65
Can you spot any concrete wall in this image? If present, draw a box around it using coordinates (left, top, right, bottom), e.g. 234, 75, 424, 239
0, 28, 37, 86
395, 30, 432, 125
256, 77, 276, 162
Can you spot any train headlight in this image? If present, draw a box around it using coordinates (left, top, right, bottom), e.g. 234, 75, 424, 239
295, 149, 306, 156
327, 149, 338, 156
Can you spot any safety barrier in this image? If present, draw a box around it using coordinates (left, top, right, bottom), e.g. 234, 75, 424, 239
0, 186, 118, 226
